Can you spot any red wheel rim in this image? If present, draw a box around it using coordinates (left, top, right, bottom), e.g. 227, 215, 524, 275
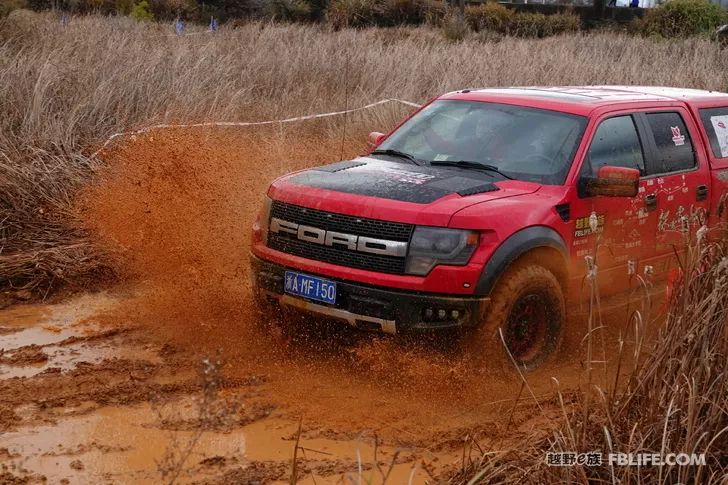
503, 292, 549, 363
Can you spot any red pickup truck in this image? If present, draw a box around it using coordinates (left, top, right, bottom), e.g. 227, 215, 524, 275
250, 86, 728, 369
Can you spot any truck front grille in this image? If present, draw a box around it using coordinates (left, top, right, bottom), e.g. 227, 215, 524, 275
267, 201, 413, 275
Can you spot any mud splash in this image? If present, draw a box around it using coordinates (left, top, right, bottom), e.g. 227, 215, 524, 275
0, 124, 651, 482
78, 124, 584, 415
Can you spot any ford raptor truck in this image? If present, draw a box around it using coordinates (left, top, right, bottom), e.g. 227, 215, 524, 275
250, 86, 728, 369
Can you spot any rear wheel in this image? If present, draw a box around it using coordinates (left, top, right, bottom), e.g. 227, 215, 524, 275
468, 264, 564, 371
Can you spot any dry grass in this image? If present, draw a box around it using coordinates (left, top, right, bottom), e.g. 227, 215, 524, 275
0, 10, 727, 292
1, 10, 727, 483
449, 228, 728, 484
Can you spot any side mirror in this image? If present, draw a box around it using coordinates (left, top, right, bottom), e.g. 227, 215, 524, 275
583, 165, 640, 198
367, 131, 386, 150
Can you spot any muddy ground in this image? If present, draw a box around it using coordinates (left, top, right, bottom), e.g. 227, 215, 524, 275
0, 124, 663, 484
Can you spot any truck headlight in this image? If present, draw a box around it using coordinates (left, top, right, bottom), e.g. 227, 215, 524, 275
258, 196, 273, 243
405, 227, 478, 276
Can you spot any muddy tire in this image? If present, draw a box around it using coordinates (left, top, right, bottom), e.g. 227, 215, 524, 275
468, 264, 564, 371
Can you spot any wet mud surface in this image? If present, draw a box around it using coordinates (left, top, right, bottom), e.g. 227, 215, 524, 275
0, 125, 664, 484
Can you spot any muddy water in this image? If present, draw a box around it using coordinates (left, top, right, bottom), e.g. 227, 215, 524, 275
0, 294, 470, 484
0, 294, 159, 379
2, 399, 460, 484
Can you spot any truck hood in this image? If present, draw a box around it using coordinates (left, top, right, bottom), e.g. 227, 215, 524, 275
268, 157, 541, 227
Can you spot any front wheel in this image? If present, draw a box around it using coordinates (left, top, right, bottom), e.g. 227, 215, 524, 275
467, 264, 564, 371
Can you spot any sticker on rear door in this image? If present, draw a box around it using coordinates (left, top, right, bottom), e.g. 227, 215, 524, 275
671, 126, 685, 147
710, 115, 728, 157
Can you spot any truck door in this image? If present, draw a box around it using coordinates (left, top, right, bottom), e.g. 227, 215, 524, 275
637, 109, 710, 279
697, 106, 728, 229
570, 113, 650, 296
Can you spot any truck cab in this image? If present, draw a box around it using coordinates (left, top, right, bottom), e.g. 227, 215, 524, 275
250, 86, 728, 369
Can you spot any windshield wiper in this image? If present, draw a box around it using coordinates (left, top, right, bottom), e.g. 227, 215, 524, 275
429, 160, 514, 180
370, 149, 421, 166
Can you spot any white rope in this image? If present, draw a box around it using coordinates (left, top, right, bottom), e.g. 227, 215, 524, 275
90, 98, 421, 159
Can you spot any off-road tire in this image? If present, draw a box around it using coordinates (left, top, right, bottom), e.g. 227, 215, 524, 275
468, 263, 565, 372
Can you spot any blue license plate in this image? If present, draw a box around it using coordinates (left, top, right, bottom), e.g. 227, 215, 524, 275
284, 271, 337, 305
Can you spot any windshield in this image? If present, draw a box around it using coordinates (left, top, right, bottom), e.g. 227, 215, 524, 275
376, 100, 587, 184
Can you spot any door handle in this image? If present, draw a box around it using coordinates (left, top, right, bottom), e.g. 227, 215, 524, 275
644, 193, 657, 211
696, 184, 708, 202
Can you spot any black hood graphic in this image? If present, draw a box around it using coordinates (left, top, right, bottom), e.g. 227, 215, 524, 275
286, 158, 500, 204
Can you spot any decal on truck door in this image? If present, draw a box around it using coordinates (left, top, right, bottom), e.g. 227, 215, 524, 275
574, 213, 605, 237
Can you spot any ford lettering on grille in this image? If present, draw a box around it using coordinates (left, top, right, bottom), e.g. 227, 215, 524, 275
270, 217, 407, 257
266, 201, 413, 274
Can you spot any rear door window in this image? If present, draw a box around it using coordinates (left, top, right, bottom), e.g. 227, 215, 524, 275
644, 112, 696, 174
699, 107, 728, 159
583, 115, 645, 176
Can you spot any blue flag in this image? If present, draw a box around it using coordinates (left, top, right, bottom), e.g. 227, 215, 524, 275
175, 19, 185, 35
209, 16, 218, 32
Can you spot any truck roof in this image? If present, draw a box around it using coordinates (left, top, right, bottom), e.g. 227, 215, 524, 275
440, 85, 728, 116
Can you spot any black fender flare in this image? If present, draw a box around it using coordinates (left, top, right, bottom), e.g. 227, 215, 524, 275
474, 226, 569, 296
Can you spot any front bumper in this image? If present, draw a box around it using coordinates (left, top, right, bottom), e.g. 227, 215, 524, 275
250, 254, 489, 334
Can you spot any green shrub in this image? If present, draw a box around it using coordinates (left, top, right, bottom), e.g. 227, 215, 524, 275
636, 0, 727, 38
269, 0, 313, 21
464, 5, 578, 38
465, 2, 513, 32
114, 0, 134, 14
326, 0, 443, 27
0, 0, 28, 17
543, 11, 579, 36
508, 11, 547, 37
506, 11, 579, 37
326, 0, 379, 28
375, 0, 439, 25
422, 0, 447, 25
130, 0, 153, 20
441, 10, 469, 41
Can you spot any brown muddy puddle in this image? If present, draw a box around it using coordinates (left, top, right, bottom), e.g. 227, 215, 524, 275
0, 293, 491, 484
0, 290, 647, 484
1, 402, 460, 484
0, 294, 159, 379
